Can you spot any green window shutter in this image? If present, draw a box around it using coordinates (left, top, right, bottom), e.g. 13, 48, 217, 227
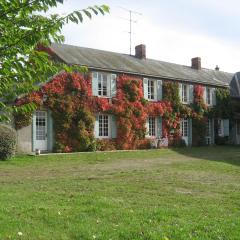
189, 85, 194, 103
157, 117, 162, 138
111, 115, 117, 138
212, 88, 216, 106
188, 118, 192, 146
47, 110, 54, 152
32, 112, 36, 152
92, 72, 98, 96
223, 119, 229, 136
111, 74, 117, 97
179, 83, 182, 101
157, 80, 162, 101
94, 115, 99, 138
143, 78, 148, 99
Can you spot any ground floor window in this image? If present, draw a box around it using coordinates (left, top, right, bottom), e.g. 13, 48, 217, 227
181, 119, 188, 137
99, 115, 109, 137
206, 119, 212, 145
237, 121, 240, 135
217, 119, 224, 137
148, 117, 157, 137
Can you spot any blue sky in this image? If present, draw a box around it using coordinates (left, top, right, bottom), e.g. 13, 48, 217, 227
49, 0, 240, 73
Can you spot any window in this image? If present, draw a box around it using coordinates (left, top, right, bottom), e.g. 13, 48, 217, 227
206, 119, 212, 145
206, 87, 211, 105
217, 119, 224, 137
181, 119, 188, 137
92, 72, 116, 98
182, 84, 188, 103
98, 73, 108, 96
143, 78, 162, 101
237, 121, 240, 135
148, 79, 156, 100
99, 115, 109, 137
148, 117, 157, 137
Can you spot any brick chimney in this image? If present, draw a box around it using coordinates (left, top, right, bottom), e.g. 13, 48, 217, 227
191, 57, 201, 70
135, 44, 146, 59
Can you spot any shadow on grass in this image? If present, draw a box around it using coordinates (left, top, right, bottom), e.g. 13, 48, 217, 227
172, 145, 240, 166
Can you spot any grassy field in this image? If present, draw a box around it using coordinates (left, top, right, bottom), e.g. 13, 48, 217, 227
0, 147, 240, 240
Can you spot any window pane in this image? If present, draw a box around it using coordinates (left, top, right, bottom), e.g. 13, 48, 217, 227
182, 84, 188, 102
149, 117, 156, 136
99, 115, 109, 137
97, 73, 108, 96
181, 119, 188, 137
148, 80, 155, 100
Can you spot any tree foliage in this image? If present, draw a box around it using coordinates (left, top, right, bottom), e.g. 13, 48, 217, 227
0, 0, 109, 121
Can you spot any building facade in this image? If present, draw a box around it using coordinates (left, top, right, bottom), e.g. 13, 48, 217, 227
15, 43, 239, 153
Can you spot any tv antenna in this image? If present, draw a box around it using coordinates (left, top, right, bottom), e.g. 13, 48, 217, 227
118, 7, 142, 55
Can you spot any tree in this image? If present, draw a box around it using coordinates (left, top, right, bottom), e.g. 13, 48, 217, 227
0, 0, 109, 121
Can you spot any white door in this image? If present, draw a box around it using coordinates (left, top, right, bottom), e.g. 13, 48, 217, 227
35, 111, 48, 151
181, 119, 189, 146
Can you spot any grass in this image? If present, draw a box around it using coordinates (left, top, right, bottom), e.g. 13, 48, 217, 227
0, 146, 240, 240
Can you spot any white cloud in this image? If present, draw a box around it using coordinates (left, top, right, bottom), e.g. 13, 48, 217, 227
49, 1, 240, 73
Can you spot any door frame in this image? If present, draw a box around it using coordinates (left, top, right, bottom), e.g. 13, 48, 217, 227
32, 110, 48, 152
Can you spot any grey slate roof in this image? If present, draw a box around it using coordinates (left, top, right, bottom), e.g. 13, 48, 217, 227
50, 43, 233, 88
230, 72, 240, 98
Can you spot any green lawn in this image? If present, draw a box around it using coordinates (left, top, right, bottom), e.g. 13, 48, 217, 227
0, 147, 240, 240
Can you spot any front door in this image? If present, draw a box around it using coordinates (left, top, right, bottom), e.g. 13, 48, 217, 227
181, 119, 189, 146
34, 111, 48, 151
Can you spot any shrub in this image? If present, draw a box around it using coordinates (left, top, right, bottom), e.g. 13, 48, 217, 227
215, 136, 228, 145
0, 124, 17, 160
170, 137, 187, 147
96, 139, 116, 151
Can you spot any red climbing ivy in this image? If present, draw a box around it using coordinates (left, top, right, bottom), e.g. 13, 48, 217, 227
15, 71, 226, 151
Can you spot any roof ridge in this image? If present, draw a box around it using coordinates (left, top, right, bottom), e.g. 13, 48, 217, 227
51, 42, 233, 75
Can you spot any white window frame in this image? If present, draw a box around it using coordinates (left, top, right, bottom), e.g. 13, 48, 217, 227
148, 116, 157, 138
147, 79, 157, 101
206, 87, 212, 106
206, 119, 212, 145
181, 84, 189, 104
181, 119, 189, 137
94, 72, 112, 98
98, 114, 111, 139
217, 119, 224, 137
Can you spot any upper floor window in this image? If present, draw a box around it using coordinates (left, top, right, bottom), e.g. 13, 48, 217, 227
204, 87, 216, 106
148, 79, 156, 100
98, 73, 108, 96
92, 72, 116, 98
179, 83, 193, 104
206, 87, 211, 105
143, 78, 162, 101
182, 84, 188, 103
